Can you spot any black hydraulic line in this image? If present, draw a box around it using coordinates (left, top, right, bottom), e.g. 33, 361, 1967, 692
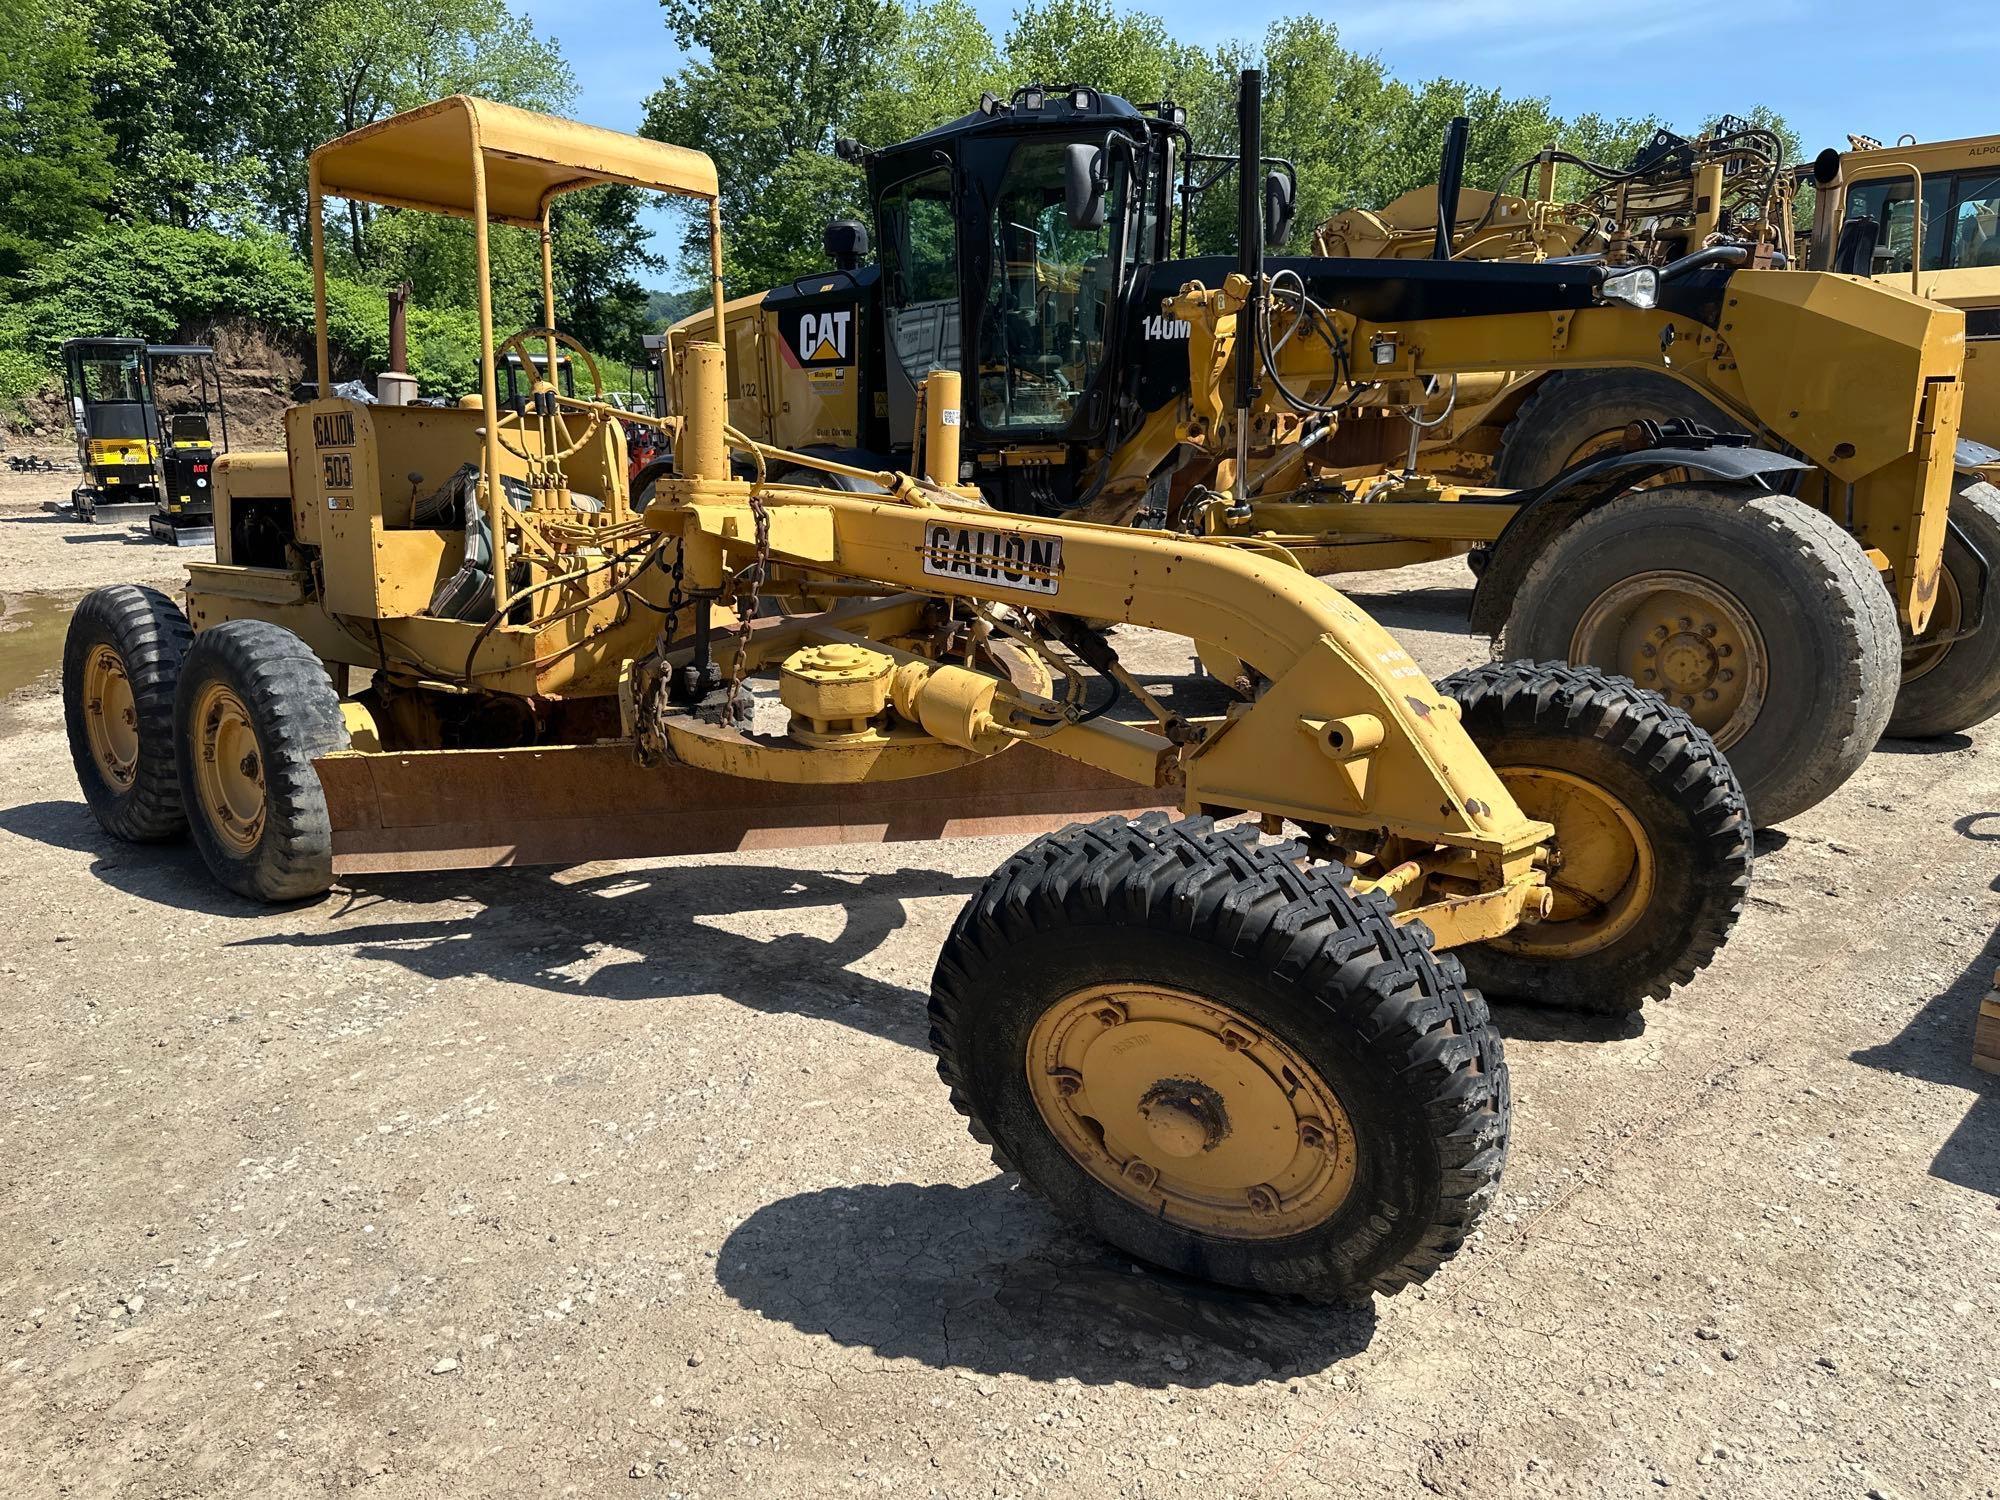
1434, 116, 1469, 260
1233, 69, 1262, 505
1657, 243, 1751, 281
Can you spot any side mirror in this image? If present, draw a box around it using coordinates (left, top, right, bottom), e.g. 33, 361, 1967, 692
1064, 141, 1107, 231
823, 217, 871, 271
1264, 170, 1296, 250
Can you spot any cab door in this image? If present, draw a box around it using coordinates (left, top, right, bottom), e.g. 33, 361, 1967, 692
876, 165, 961, 446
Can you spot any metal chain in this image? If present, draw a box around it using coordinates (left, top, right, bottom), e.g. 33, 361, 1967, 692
637, 542, 689, 764
724, 491, 772, 726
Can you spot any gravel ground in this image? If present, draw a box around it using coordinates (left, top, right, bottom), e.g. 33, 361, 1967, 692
2, 469, 1997, 1499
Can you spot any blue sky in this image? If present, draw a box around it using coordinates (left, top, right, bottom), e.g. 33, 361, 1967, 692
519, 0, 2000, 280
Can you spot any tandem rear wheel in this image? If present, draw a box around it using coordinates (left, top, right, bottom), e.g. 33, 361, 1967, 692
174, 619, 348, 903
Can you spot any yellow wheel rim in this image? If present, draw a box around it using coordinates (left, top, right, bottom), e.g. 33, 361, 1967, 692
1570, 571, 1768, 747
82, 644, 140, 790
1901, 565, 1963, 684
1026, 984, 1358, 1240
1488, 767, 1656, 959
191, 682, 266, 856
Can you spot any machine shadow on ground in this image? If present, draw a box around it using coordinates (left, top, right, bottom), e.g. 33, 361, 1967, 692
233, 861, 984, 1051
1849, 810, 1999, 1199
1341, 583, 1476, 637
715, 1175, 1378, 1386
0, 798, 272, 917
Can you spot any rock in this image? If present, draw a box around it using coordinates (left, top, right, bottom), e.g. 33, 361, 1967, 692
1815, 1355, 1838, 1372
430, 1357, 460, 1375
686, 1353, 704, 1368
1694, 1325, 1719, 1341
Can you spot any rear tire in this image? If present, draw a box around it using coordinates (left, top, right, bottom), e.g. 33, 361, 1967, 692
174, 620, 348, 902
1500, 485, 1899, 826
929, 813, 1508, 1300
62, 585, 192, 841
1437, 662, 1752, 1014
1888, 477, 2000, 738
1495, 369, 1738, 488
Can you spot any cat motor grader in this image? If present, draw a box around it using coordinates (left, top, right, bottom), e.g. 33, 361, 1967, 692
62, 88, 1752, 1303
1312, 118, 2000, 771
673, 92, 1980, 826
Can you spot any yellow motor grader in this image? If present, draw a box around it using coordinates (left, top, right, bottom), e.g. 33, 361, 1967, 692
63, 87, 1754, 1303
1312, 119, 2000, 765
676, 94, 1985, 827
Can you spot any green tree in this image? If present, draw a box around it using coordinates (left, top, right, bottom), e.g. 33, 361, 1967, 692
290, 0, 575, 259
851, 0, 1001, 148
642, 0, 901, 289
0, 0, 116, 280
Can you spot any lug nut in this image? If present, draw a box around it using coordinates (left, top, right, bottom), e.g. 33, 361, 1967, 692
1717, 643, 1733, 658
1095, 1000, 1127, 1027
1640, 643, 1656, 658
1703, 688, 1719, 701
1642, 668, 1657, 681
1681, 696, 1696, 708
1050, 1068, 1082, 1098
1702, 622, 1717, 638
1122, 1160, 1158, 1189
1719, 669, 1734, 683
1297, 1119, 1328, 1151
1246, 1184, 1280, 1215
1219, 1026, 1256, 1052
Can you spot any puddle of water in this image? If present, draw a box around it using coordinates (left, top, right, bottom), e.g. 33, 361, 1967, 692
0, 590, 79, 700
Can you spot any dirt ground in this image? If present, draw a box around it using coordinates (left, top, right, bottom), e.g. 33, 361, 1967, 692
2, 468, 1996, 1500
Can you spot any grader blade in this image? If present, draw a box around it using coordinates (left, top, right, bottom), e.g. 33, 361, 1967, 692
315, 743, 1175, 875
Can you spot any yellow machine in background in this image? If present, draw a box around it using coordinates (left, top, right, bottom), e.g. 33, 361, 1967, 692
671, 88, 1982, 826
62, 86, 1757, 1305
1308, 120, 2000, 762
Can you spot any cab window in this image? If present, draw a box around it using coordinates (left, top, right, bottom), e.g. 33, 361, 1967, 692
81, 353, 147, 404
1948, 174, 2000, 268
977, 140, 1125, 432
1844, 175, 1951, 275
879, 167, 960, 384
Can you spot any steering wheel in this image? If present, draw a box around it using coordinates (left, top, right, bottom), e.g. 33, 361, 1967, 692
491, 327, 607, 468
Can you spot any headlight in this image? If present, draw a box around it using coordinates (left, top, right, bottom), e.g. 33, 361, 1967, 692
1598, 266, 1660, 310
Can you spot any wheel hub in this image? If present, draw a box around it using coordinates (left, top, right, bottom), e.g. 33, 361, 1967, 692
1571, 571, 1767, 746
1902, 565, 1963, 683
1026, 984, 1357, 1239
192, 682, 266, 855
82, 645, 139, 789
1488, 766, 1656, 959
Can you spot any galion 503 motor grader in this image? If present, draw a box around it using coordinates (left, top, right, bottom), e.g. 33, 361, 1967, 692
673, 82, 1986, 828
63, 82, 1752, 1302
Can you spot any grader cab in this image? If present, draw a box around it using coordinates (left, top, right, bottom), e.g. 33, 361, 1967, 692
65, 88, 1755, 1304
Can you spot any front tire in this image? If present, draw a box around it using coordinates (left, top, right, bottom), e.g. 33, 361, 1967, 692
1495, 369, 1738, 487
1437, 661, 1752, 1014
1500, 485, 1899, 826
929, 814, 1508, 1300
62, 585, 192, 841
174, 620, 348, 902
1889, 477, 2000, 738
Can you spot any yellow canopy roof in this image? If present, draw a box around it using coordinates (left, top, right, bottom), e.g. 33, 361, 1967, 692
310, 96, 720, 226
